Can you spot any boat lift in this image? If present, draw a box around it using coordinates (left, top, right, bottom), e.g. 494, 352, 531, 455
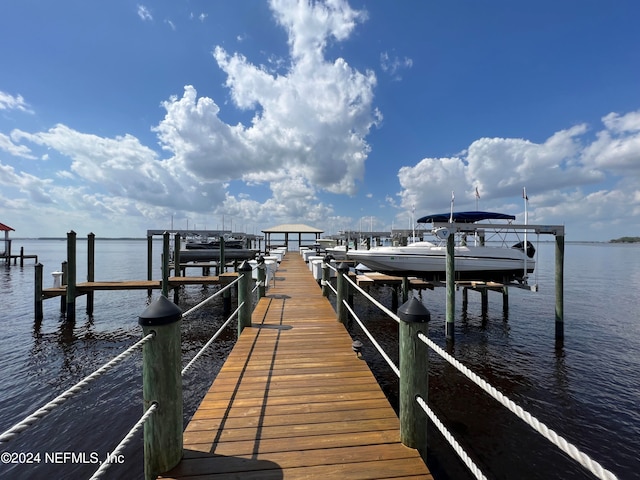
429, 219, 565, 343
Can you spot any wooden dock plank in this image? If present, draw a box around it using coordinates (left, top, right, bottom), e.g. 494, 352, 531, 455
160, 252, 431, 479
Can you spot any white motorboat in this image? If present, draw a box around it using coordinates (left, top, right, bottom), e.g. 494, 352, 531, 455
346, 211, 535, 282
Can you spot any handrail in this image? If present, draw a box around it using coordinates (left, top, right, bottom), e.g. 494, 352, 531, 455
343, 273, 400, 323
343, 300, 399, 377
182, 275, 241, 317
332, 268, 618, 480
7, 243, 264, 477
181, 302, 242, 377
415, 396, 488, 480
89, 402, 158, 480
0, 332, 155, 444
417, 332, 618, 480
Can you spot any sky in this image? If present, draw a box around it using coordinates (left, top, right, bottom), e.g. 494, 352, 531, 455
1, 0, 639, 241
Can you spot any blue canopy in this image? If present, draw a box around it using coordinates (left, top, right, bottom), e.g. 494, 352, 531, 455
417, 211, 516, 223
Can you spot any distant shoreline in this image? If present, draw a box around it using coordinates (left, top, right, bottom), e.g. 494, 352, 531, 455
610, 237, 640, 243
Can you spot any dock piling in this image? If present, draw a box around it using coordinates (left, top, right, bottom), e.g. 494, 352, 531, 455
34, 263, 43, 320
445, 232, 455, 342
138, 296, 183, 480
555, 234, 565, 342
398, 297, 430, 454
87, 233, 95, 315
66, 231, 76, 321
336, 262, 350, 324
162, 232, 170, 297
237, 261, 253, 333
257, 257, 266, 298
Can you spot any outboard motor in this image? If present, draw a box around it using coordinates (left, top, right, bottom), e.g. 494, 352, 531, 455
512, 240, 536, 258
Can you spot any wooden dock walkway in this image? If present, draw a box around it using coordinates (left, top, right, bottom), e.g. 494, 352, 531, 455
161, 252, 432, 479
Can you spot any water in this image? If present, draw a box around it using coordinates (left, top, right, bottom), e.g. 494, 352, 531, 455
0, 239, 236, 479
347, 241, 639, 480
1, 240, 639, 479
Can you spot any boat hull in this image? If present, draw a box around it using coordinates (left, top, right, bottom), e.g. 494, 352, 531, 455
346, 245, 534, 282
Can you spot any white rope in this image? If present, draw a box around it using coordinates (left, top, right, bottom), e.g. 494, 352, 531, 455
89, 402, 158, 480
0, 333, 155, 444
182, 275, 241, 317
343, 273, 401, 324
416, 396, 488, 480
181, 303, 242, 377
321, 279, 337, 296
417, 333, 618, 480
343, 300, 400, 378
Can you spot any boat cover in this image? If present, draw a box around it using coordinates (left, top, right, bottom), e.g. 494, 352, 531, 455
417, 211, 516, 223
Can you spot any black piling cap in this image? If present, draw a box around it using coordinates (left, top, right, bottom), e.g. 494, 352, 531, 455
323, 254, 335, 263
337, 262, 350, 272
397, 297, 431, 323
238, 260, 252, 272
139, 295, 182, 327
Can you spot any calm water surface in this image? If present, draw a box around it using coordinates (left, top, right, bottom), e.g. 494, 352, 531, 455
1, 239, 638, 479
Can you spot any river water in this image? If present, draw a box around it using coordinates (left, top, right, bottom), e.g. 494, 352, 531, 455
0, 239, 638, 479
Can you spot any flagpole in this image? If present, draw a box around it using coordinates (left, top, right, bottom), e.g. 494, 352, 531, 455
411, 204, 415, 243
523, 187, 528, 282
449, 191, 454, 223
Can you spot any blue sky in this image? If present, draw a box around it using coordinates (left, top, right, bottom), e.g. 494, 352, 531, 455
1, 0, 639, 240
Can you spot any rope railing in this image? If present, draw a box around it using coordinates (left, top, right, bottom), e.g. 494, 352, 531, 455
343, 273, 400, 323
343, 300, 399, 377
332, 267, 618, 480
181, 302, 243, 377
0, 332, 155, 445
182, 275, 241, 318
89, 402, 158, 480
416, 396, 488, 480
416, 332, 618, 480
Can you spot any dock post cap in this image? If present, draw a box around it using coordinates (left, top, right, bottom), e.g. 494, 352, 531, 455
398, 297, 430, 323
139, 295, 182, 326
337, 262, 350, 272
238, 260, 252, 272
323, 254, 335, 263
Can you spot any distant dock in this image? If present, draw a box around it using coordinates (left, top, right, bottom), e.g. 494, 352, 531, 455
1, 243, 38, 266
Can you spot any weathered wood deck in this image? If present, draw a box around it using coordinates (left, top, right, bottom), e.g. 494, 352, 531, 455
160, 252, 431, 479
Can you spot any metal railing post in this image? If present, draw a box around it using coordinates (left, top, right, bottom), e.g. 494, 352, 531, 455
139, 296, 183, 480
398, 297, 430, 454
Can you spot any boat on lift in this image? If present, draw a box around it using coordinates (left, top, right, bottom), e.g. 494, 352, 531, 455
346, 211, 535, 282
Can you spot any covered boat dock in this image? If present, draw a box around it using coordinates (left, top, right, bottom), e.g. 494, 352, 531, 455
262, 223, 323, 251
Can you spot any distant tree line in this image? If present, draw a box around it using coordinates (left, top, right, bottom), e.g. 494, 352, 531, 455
610, 236, 640, 243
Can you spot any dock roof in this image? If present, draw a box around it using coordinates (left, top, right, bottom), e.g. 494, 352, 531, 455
0, 223, 15, 232
262, 223, 323, 234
